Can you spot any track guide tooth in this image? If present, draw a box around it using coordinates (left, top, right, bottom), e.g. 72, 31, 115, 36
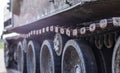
66, 28, 71, 37
33, 30, 36, 35
50, 26, 54, 32
80, 27, 86, 35
39, 29, 42, 34
113, 17, 120, 27
29, 32, 31, 37
104, 34, 114, 48
36, 30, 39, 35
46, 27, 49, 32
89, 23, 96, 32
72, 29, 78, 37
60, 27, 65, 34
42, 28, 45, 33
30, 31, 32, 36
55, 26, 59, 33
99, 19, 108, 29
95, 36, 103, 49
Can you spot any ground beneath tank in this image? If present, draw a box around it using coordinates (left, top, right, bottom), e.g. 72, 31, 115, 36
0, 49, 20, 73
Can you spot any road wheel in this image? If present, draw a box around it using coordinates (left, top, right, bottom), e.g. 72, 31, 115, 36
4, 40, 9, 68
62, 39, 98, 73
40, 40, 61, 73
112, 36, 120, 73
27, 41, 40, 73
17, 42, 24, 73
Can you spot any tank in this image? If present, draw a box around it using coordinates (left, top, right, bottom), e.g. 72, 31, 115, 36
3, 0, 120, 73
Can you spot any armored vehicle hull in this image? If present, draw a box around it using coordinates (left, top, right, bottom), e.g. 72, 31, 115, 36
3, 0, 120, 73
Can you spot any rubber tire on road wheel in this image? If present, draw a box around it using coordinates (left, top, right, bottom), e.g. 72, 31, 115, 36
4, 40, 9, 68
40, 40, 61, 73
62, 39, 98, 73
112, 36, 120, 73
27, 41, 40, 73
17, 42, 24, 73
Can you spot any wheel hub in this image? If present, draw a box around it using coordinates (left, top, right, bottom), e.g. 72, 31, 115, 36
54, 38, 60, 51
75, 65, 81, 73
54, 33, 63, 56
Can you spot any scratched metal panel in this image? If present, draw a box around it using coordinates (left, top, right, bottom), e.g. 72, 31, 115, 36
13, 0, 68, 27
12, 0, 120, 29
5, 0, 120, 34
12, 0, 93, 27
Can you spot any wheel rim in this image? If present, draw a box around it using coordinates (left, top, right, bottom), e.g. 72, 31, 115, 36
27, 42, 36, 73
40, 40, 54, 73
62, 46, 85, 73
17, 42, 24, 73
112, 37, 120, 73
62, 40, 86, 73
75, 65, 81, 73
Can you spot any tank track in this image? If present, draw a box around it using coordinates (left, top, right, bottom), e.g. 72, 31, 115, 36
4, 17, 120, 73
20, 17, 120, 39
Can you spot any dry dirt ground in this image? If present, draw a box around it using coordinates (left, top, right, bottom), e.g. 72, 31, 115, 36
0, 49, 6, 73
0, 49, 20, 73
